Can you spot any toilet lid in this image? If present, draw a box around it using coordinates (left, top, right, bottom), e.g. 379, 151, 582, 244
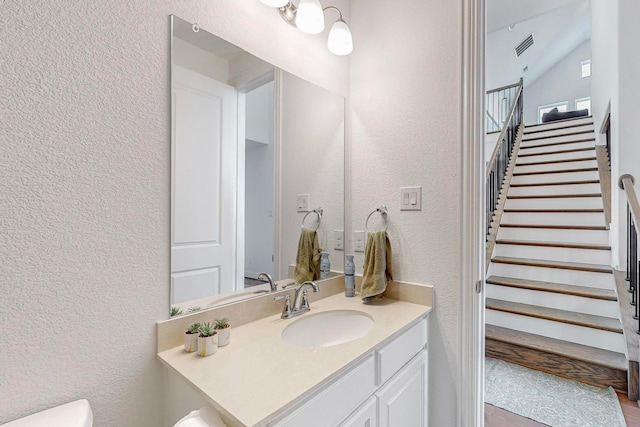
3, 399, 93, 427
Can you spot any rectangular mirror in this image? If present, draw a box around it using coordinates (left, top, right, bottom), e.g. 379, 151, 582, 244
170, 15, 345, 317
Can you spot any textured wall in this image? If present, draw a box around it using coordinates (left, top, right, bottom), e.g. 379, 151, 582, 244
349, 0, 462, 425
0, 1, 347, 426
523, 41, 592, 125
613, 0, 640, 269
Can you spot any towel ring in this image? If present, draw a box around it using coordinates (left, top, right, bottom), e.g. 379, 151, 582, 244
301, 207, 323, 231
365, 206, 389, 232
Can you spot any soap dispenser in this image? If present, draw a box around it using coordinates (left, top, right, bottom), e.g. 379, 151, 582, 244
344, 254, 355, 297
320, 251, 331, 279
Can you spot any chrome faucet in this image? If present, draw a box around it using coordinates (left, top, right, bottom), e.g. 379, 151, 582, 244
257, 272, 277, 292
274, 281, 320, 319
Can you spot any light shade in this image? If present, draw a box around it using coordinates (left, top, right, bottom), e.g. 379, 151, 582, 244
295, 0, 325, 34
261, 0, 289, 7
327, 19, 353, 55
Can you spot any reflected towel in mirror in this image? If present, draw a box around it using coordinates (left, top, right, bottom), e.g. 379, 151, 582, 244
294, 228, 322, 283
361, 231, 393, 301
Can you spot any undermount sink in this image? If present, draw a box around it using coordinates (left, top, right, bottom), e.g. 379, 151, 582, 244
281, 310, 375, 348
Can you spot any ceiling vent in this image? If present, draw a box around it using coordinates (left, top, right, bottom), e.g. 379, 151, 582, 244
514, 33, 534, 57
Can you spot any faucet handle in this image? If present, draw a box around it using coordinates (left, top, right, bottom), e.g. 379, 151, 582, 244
301, 290, 310, 310
274, 294, 292, 318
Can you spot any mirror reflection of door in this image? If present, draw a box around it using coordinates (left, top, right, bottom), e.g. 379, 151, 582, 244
244, 81, 275, 285
171, 65, 238, 304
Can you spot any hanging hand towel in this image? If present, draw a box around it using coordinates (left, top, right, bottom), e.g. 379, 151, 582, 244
361, 231, 393, 301
294, 228, 322, 283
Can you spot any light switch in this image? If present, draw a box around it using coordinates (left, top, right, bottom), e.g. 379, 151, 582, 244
297, 194, 309, 212
400, 186, 422, 211
334, 230, 344, 251
354, 231, 366, 252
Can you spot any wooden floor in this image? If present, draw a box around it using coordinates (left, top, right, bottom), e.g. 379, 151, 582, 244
485, 392, 640, 426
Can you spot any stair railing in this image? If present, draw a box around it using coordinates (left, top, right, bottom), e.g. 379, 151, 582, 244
486, 80, 522, 133
486, 78, 523, 236
620, 174, 640, 333
486, 111, 500, 133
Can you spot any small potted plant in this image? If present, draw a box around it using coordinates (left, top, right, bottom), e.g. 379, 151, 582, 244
214, 317, 231, 347
184, 322, 200, 353
170, 306, 183, 317
197, 322, 218, 357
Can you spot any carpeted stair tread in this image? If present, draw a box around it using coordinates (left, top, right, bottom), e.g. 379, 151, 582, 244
516, 156, 596, 167
524, 121, 594, 135
499, 224, 607, 230
503, 208, 604, 213
507, 193, 601, 199
485, 324, 627, 371
522, 129, 594, 142
490, 256, 613, 273
518, 146, 596, 160
519, 139, 596, 151
494, 239, 610, 251
486, 298, 622, 333
525, 116, 593, 127
510, 179, 600, 187
513, 167, 598, 176
486, 275, 617, 300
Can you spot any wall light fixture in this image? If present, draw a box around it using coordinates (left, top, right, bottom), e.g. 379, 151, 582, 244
260, 0, 353, 56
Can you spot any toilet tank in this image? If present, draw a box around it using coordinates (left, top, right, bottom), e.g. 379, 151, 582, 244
3, 400, 93, 427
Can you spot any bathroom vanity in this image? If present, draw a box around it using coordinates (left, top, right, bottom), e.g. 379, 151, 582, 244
157, 289, 431, 426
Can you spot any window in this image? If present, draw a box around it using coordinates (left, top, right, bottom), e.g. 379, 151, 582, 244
538, 102, 568, 123
581, 59, 591, 78
575, 97, 591, 113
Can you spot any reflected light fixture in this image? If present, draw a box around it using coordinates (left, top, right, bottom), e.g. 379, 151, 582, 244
260, 0, 353, 55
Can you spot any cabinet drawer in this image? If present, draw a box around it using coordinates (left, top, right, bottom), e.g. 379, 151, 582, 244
274, 355, 376, 427
376, 317, 427, 385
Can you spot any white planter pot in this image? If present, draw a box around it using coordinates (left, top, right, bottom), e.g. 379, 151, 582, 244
216, 326, 230, 347
184, 332, 199, 353
197, 334, 218, 357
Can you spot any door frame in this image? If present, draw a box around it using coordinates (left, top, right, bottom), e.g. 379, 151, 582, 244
459, 0, 486, 426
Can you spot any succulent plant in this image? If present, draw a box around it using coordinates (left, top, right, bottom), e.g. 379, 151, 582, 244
186, 323, 201, 334
170, 306, 183, 317
188, 306, 202, 313
199, 321, 216, 338
214, 317, 230, 330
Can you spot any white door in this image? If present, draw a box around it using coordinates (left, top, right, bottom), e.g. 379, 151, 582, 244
171, 65, 237, 303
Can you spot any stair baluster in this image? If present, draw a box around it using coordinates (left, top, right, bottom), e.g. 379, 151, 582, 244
618, 174, 640, 332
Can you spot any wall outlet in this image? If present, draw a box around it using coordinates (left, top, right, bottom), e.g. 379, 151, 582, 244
354, 231, 366, 252
334, 230, 344, 250
297, 194, 309, 212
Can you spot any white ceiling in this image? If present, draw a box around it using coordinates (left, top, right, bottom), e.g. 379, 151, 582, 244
486, 0, 591, 90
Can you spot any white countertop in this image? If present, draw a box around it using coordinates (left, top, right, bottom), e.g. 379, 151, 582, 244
158, 292, 431, 427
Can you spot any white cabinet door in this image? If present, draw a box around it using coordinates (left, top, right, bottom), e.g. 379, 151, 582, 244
171, 65, 238, 302
376, 350, 428, 427
339, 396, 377, 427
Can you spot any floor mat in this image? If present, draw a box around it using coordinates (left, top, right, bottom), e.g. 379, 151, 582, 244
485, 357, 626, 427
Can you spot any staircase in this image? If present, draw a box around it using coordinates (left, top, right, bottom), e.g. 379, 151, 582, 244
486, 116, 629, 392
